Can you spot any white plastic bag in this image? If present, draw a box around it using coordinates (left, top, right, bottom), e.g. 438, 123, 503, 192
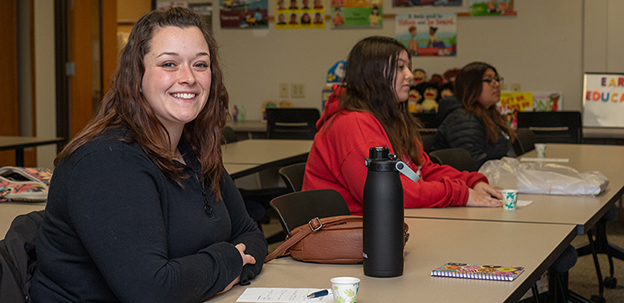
478, 157, 609, 196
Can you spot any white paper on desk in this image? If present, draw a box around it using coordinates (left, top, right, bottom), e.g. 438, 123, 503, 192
236, 288, 333, 302
520, 157, 569, 163
516, 200, 533, 207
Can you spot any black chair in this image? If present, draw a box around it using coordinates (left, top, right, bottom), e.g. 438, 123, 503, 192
222, 127, 290, 241
278, 162, 307, 193
413, 113, 440, 129
516, 111, 583, 144
429, 148, 477, 172
269, 189, 351, 236
420, 133, 436, 154
266, 108, 320, 140
222, 126, 238, 144
513, 127, 537, 156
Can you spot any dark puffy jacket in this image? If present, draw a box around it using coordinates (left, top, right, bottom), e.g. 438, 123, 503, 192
432, 96, 511, 169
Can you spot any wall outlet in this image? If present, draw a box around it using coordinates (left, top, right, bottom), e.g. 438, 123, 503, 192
511, 83, 521, 92
291, 83, 305, 98
279, 83, 289, 98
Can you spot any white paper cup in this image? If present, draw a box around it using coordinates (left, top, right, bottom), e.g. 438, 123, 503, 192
501, 189, 518, 210
535, 144, 546, 158
331, 277, 360, 303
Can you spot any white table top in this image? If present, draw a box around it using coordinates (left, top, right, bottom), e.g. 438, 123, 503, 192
406, 144, 624, 234
221, 139, 312, 166
206, 218, 577, 303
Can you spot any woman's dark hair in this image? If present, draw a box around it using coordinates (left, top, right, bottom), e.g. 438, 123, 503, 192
338, 36, 423, 165
454, 61, 515, 144
56, 7, 229, 200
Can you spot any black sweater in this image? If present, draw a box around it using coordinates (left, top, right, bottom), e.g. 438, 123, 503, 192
31, 129, 267, 303
432, 96, 511, 169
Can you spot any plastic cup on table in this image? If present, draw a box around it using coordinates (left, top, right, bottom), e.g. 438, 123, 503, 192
501, 189, 518, 210
535, 143, 546, 158
331, 277, 360, 303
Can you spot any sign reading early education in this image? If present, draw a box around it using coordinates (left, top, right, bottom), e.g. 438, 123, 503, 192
396, 13, 457, 57
583, 73, 624, 128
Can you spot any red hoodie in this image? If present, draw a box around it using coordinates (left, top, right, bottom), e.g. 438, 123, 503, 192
302, 86, 488, 215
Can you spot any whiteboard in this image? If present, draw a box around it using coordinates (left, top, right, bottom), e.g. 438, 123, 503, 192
583, 73, 624, 128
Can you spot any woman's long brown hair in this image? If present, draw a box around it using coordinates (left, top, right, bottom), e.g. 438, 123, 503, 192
338, 36, 423, 165
454, 62, 515, 144
55, 7, 228, 200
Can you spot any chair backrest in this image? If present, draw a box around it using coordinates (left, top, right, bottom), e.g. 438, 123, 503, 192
516, 111, 582, 144
420, 133, 435, 154
266, 108, 320, 140
512, 128, 537, 156
278, 162, 307, 192
413, 113, 440, 129
269, 189, 351, 235
0, 210, 45, 303
222, 126, 238, 144
429, 148, 477, 172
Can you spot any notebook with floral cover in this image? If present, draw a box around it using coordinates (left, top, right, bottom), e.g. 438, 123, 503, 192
431, 262, 524, 282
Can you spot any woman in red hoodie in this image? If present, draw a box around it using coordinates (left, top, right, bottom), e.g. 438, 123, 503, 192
302, 36, 502, 215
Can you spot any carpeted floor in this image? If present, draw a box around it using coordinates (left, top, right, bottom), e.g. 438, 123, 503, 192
262, 214, 624, 302
567, 220, 624, 302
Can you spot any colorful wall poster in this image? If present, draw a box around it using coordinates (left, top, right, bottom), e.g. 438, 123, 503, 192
583, 73, 624, 128
469, 0, 516, 16
396, 13, 457, 57
220, 0, 269, 29
393, 0, 462, 8
275, 0, 325, 29
330, 0, 383, 29
499, 91, 563, 113
188, 3, 213, 32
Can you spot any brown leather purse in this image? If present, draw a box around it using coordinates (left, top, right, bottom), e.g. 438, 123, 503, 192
264, 215, 410, 264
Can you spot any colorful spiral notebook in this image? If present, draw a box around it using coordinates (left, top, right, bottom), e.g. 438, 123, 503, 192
431, 262, 524, 282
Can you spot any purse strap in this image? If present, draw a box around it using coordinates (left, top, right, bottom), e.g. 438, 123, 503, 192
264, 215, 362, 263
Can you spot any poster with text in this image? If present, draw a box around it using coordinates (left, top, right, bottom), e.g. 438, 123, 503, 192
396, 13, 457, 57
275, 0, 325, 29
393, 0, 461, 8
469, 0, 516, 16
499, 91, 562, 114
330, 0, 383, 29
583, 73, 624, 128
220, 0, 269, 29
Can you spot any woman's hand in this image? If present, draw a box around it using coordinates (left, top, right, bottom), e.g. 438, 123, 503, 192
473, 182, 502, 200
235, 243, 257, 267
466, 188, 502, 207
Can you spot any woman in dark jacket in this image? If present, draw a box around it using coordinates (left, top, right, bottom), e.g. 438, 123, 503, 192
432, 62, 515, 169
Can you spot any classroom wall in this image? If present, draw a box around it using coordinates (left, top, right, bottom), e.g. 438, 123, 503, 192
33, 0, 57, 169
26, 0, 624, 167
210, 0, 586, 120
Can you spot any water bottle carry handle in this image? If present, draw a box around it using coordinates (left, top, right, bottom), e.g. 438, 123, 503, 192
395, 161, 420, 183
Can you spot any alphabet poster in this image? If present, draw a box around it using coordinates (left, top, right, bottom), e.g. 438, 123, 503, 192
395, 12, 457, 57
583, 73, 624, 128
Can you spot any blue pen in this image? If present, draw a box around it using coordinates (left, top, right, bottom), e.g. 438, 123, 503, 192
307, 289, 330, 298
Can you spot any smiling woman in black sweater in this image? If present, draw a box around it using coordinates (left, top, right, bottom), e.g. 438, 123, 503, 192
30, 8, 266, 303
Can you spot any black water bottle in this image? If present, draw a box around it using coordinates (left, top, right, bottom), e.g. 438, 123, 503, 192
362, 146, 404, 277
